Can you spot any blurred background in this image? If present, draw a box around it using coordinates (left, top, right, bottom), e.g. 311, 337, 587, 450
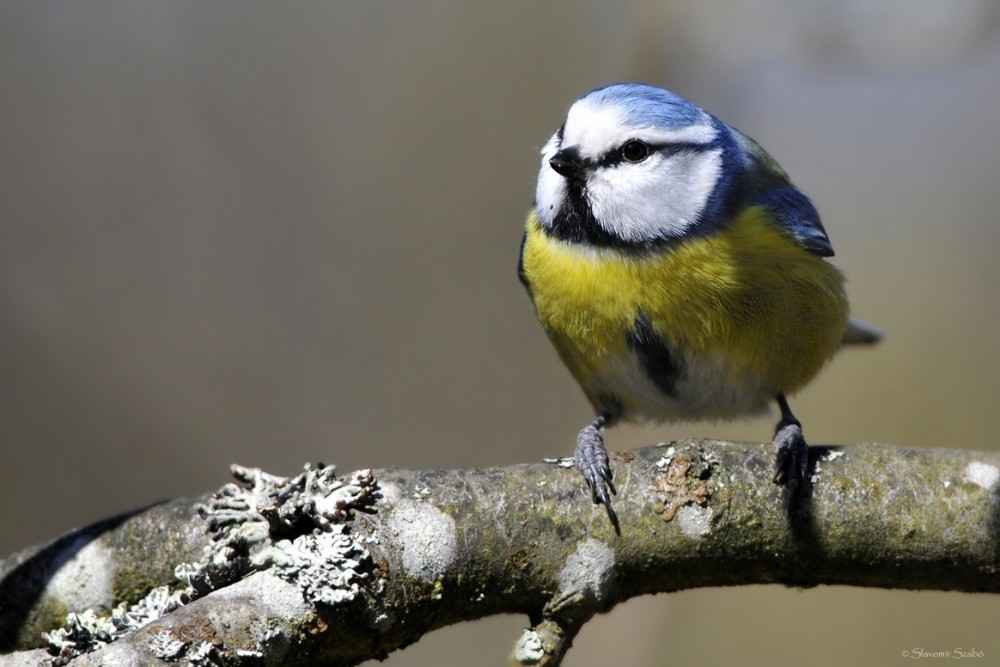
3, 1, 1000, 664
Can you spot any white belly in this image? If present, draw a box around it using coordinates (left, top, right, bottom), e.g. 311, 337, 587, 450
593, 349, 773, 423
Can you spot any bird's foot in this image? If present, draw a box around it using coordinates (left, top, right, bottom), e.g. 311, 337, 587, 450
574, 417, 619, 533
772, 419, 809, 505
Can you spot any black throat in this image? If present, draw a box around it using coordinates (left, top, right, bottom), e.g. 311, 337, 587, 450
548, 180, 630, 248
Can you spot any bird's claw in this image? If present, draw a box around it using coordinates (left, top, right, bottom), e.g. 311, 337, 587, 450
575, 420, 620, 533
772, 420, 809, 506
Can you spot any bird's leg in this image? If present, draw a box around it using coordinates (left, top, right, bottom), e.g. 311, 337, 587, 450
574, 414, 619, 533
771, 394, 810, 502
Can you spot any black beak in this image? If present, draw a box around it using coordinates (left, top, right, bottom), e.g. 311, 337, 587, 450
549, 146, 586, 181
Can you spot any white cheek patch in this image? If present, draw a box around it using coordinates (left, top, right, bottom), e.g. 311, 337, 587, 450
589, 148, 722, 242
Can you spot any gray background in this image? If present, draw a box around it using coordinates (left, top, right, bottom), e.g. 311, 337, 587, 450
3, 2, 1000, 665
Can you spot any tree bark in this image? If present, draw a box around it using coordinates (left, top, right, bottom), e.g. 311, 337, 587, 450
2, 440, 999, 666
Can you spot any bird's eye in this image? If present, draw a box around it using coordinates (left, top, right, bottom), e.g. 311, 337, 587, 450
620, 140, 650, 163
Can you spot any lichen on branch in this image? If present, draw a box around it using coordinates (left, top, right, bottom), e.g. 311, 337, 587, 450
2, 440, 1000, 667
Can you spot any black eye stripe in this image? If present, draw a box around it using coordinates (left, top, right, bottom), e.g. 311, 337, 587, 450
596, 141, 705, 169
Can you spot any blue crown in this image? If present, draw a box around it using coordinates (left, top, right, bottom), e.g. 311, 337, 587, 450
583, 83, 703, 130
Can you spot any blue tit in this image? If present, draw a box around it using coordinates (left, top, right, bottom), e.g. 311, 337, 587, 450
518, 83, 881, 530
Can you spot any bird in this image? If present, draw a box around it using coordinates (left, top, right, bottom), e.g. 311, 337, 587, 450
518, 83, 881, 531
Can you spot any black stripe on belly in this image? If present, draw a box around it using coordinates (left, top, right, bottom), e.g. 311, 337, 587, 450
626, 312, 683, 398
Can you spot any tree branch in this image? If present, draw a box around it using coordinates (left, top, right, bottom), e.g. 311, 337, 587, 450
2, 440, 999, 666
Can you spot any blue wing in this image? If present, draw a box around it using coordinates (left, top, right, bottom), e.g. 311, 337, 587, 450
755, 186, 834, 257
733, 129, 834, 257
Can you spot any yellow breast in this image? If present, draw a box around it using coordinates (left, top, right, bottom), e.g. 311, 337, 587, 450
521, 206, 849, 420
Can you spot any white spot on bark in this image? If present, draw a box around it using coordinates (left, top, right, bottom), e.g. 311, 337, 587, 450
676, 504, 711, 537
377, 481, 403, 506
48, 537, 114, 611
655, 446, 677, 469
388, 500, 457, 583
964, 462, 999, 490
512, 629, 544, 663
559, 538, 615, 603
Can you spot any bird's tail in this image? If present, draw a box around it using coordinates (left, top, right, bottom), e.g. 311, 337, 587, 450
841, 316, 883, 346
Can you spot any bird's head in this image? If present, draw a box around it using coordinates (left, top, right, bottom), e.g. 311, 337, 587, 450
536, 83, 736, 247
